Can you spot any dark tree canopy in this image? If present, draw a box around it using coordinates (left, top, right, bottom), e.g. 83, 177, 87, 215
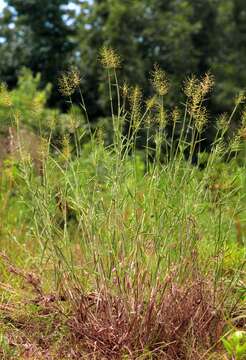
75, 0, 246, 118
0, 0, 77, 104
0, 0, 245, 115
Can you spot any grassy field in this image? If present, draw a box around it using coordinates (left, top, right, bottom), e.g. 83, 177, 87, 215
0, 50, 245, 359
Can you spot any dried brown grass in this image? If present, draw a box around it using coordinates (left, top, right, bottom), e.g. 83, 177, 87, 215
0, 254, 225, 359
68, 276, 224, 359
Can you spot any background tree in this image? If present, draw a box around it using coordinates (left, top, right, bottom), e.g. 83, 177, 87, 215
0, 6, 30, 87
0, 0, 77, 105
211, 0, 246, 112
0, 0, 245, 121
76, 0, 202, 117
76, 0, 245, 121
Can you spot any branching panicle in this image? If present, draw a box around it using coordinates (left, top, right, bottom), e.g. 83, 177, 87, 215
0, 82, 12, 107
100, 46, 121, 69
58, 67, 81, 97
151, 64, 169, 96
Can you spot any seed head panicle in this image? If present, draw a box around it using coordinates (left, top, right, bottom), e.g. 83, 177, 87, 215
171, 107, 181, 124
151, 64, 169, 96
237, 110, 246, 140
95, 127, 105, 146
200, 72, 215, 96
121, 81, 130, 98
129, 86, 142, 112
100, 46, 121, 69
217, 113, 229, 132
229, 134, 242, 152
62, 135, 71, 161
241, 108, 246, 127
145, 96, 157, 111
144, 114, 155, 127
213, 140, 226, 160
58, 67, 81, 97
194, 106, 208, 133
157, 104, 167, 128
39, 137, 49, 159
238, 126, 246, 140
0, 82, 12, 107
184, 74, 213, 120
13, 111, 21, 128
184, 75, 199, 98
129, 86, 142, 127
70, 67, 81, 87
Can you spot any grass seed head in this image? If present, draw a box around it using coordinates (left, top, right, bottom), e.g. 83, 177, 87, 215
100, 46, 121, 69
229, 134, 242, 152
129, 86, 142, 126
237, 113, 246, 139
214, 140, 226, 158
58, 67, 81, 97
70, 67, 81, 87
217, 113, 229, 132
238, 126, 246, 140
185, 74, 213, 122
62, 135, 71, 161
121, 81, 130, 98
194, 106, 208, 133
13, 110, 21, 129
145, 96, 157, 111
171, 107, 181, 124
0, 82, 12, 107
184, 75, 199, 98
200, 72, 215, 96
241, 108, 246, 127
151, 64, 169, 96
157, 104, 167, 128
39, 137, 49, 160
144, 114, 155, 127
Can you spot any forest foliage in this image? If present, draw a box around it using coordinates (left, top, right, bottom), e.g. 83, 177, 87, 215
0, 0, 245, 120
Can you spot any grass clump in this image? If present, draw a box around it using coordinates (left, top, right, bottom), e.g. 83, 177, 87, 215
0, 50, 245, 359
